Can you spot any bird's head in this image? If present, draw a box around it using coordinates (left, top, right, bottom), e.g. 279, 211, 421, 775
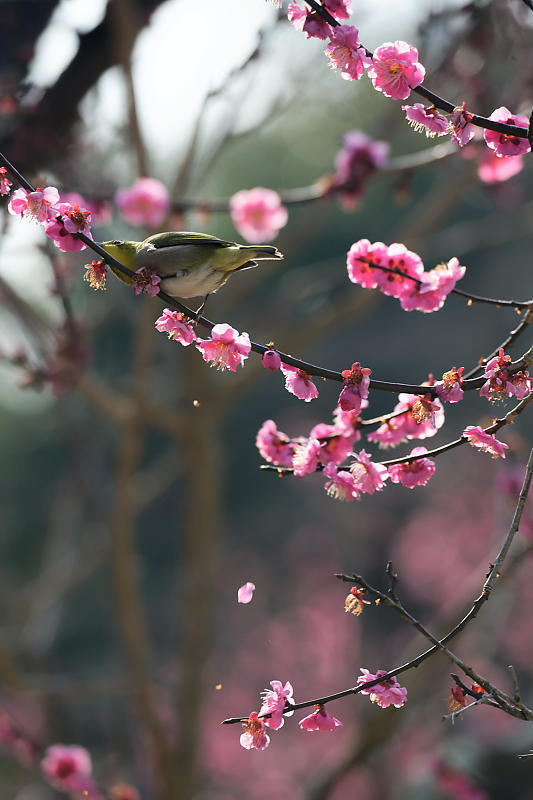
100, 240, 139, 271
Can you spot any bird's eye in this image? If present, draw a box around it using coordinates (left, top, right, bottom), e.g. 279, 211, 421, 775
112, 240, 124, 246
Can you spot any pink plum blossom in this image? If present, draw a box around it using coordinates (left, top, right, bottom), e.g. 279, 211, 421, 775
280, 363, 319, 401
332, 132, 389, 208
388, 447, 436, 488
479, 349, 531, 402
324, 463, 359, 501
237, 582, 255, 604
400, 257, 466, 313
325, 25, 370, 81
132, 267, 161, 296
256, 419, 299, 467
61, 192, 112, 225
350, 449, 388, 494
262, 349, 281, 370
155, 309, 196, 345
287, 3, 333, 39
333, 405, 364, 439
376, 242, 425, 299
435, 761, 489, 800
368, 41, 425, 100
435, 366, 464, 403
367, 393, 444, 448
45, 202, 93, 252
478, 150, 524, 183
41, 744, 94, 794
196, 323, 251, 371
324, 0, 352, 19
463, 426, 509, 459
347, 238, 388, 289
0, 167, 12, 195
310, 421, 357, 464
357, 669, 408, 708
299, 704, 343, 731
402, 104, 449, 137
8, 186, 60, 222
115, 177, 170, 227
259, 680, 295, 730
339, 362, 371, 412
449, 102, 474, 147
293, 437, 322, 476
84, 261, 107, 291
484, 107, 530, 157
229, 187, 288, 243
240, 712, 270, 751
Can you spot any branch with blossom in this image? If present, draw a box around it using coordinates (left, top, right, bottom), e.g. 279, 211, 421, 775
223, 446, 533, 742
297, 0, 531, 145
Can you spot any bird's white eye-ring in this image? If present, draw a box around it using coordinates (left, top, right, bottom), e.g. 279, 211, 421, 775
112, 240, 124, 246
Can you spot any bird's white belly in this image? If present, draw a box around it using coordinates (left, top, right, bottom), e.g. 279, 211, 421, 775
159, 264, 225, 298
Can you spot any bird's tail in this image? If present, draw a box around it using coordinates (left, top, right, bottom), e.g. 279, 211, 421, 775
240, 245, 283, 260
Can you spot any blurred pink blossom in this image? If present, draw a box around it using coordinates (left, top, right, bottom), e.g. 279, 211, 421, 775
229, 188, 288, 243
288, 3, 333, 39
477, 149, 523, 183
115, 177, 170, 227
41, 744, 98, 796
0, 167, 12, 195
333, 133, 389, 208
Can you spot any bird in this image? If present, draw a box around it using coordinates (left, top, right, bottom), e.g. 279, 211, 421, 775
100, 231, 283, 312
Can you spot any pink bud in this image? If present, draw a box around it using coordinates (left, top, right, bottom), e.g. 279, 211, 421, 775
262, 350, 281, 371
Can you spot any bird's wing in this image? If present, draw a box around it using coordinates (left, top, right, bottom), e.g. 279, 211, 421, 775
143, 232, 237, 250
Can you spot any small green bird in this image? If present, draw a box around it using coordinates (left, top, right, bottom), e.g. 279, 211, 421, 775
101, 231, 283, 305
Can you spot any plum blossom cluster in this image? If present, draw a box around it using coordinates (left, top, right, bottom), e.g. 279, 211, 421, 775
256, 392, 440, 501
357, 669, 408, 708
7, 185, 97, 252
479, 349, 531, 403
289, 3, 425, 99
287, 3, 529, 169
346, 238, 466, 313
239, 669, 406, 750
155, 312, 251, 371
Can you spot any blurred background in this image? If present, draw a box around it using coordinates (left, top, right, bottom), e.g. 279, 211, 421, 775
1, 0, 533, 797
